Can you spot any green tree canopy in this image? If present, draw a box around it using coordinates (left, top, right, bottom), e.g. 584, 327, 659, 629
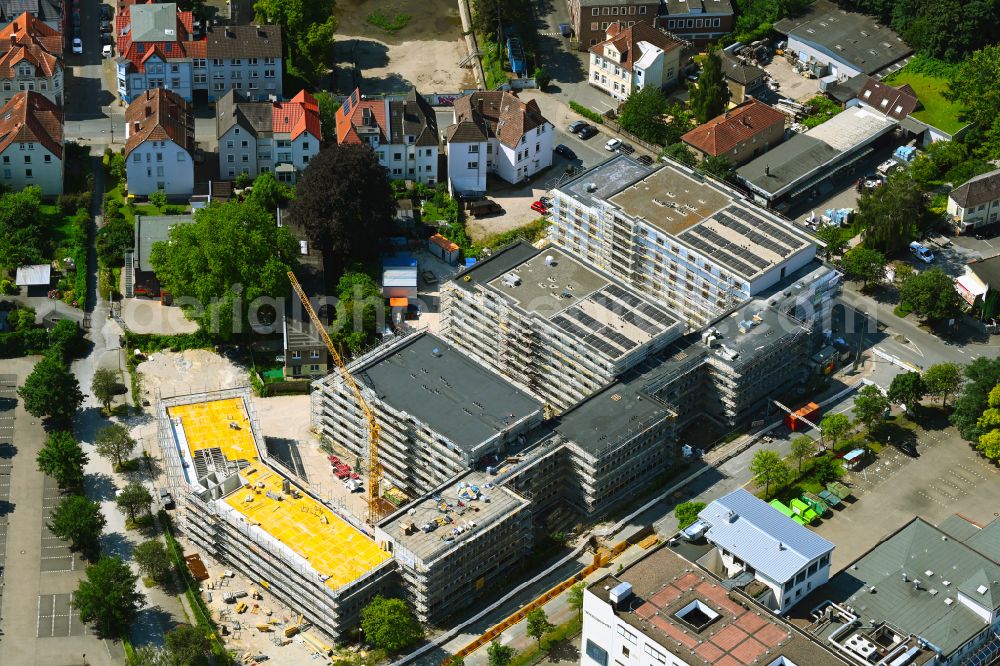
315, 92, 340, 145
253, 0, 337, 82
854, 384, 890, 433
749, 449, 789, 499
149, 200, 299, 339
924, 362, 963, 407
857, 172, 928, 254
689, 49, 731, 124
36, 430, 88, 491
48, 495, 106, 559
887, 371, 926, 410
360, 595, 423, 652
0, 186, 44, 269
18, 355, 83, 428
95, 424, 137, 470
246, 172, 294, 212
75, 556, 144, 638
698, 155, 736, 184
49, 319, 84, 360
815, 224, 847, 258
948, 44, 1000, 129
819, 413, 851, 450
618, 87, 671, 145
91, 367, 119, 414
526, 608, 554, 646
328, 269, 387, 353
674, 501, 706, 529
568, 581, 586, 617
116, 482, 153, 523
488, 640, 515, 666
951, 357, 1000, 440
133, 539, 172, 584
790, 436, 816, 473
899, 268, 965, 321
661, 142, 696, 166
841, 247, 887, 290
164, 624, 212, 666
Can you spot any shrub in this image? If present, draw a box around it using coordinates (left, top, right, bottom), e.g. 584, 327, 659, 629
149, 190, 167, 209
569, 101, 604, 124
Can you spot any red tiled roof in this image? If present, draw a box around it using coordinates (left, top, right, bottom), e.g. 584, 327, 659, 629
335, 87, 388, 145
273, 89, 320, 140
0, 91, 63, 158
0, 12, 62, 56
589, 21, 684, 73
681, 99, 785, 157
124, 87, 193, 156
116, 5, 197, 74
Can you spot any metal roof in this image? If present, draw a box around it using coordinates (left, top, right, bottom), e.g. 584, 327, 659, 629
134, 214, 195, 273
699, 488, 835, 583
130, 2, 179, 43
15, 263, 49, 286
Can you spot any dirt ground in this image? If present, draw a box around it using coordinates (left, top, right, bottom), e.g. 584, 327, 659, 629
333, 0, 475, 93
466, 194, 548, 241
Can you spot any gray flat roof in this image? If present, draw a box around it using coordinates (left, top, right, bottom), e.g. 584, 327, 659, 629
357, 333, 542, 454
131, 2, 180, 43
559, 154, 654, 209
737, 107, 897, 199
134, 214, 195, 273
378, 471, 529, 564
609, 163, 733, 236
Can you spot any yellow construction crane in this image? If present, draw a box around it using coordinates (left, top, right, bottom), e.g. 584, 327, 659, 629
287, 272, 384, 525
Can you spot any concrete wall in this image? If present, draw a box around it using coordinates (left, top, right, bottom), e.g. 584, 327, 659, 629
787, 35, 861, 79
572, 0, 659, 49
118, 56, 193, 103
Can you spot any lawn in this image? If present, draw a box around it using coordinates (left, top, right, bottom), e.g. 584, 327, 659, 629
883, 70, 967, 135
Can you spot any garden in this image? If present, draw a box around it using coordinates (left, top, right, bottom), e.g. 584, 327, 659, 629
883, 55, 968, 135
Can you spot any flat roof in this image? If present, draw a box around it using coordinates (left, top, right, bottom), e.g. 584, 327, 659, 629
559, 154, 654, 209
357, 333, 542, 456
135, 214, 195, 273
378, 471, 529, 564
15, 264, 50, 286
737, 107, 897, 199
608, 163, 733, 236
484, 245, 680, 361
590, 544, 847, 666
168, 398, 261, 483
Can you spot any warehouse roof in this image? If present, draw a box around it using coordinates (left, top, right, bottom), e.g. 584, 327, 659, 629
356, 333, 542, 456
700, 489, 835, 583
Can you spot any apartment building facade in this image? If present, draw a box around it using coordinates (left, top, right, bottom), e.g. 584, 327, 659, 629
216, 89, 321, 182
335, 87, 439, 184
656, 0, 734, 44
589, 22, 684, 101
570, 0, 660, 49
124, 88, 194, 197
0, 12, 63, 106
0, 90, 62, 194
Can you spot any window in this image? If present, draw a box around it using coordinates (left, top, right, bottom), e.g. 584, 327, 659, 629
171, 78, 181, 88
584, 640, 608, 666
248, 58, 258, 65
194, 58, 206, 68
621, 646, 629, 657
591, 21, 599, 29
696, 18, 703, 27
2, 168, 8, 179
310, 350, 320, 359
241, 154, 249, 162
1, 82, 8, 91
241, 140, 249, 148
291, 351, 301, 360
301, 141, 309, 150
310, 364, 320, 372
468, 144, 479, 153
23, 155, 29, 164
232, 59, 241, 65
0, 156, 6, 163
227, 155, 235, 163
133, 154, 141, 163
44, 154, 51, 163
592, 7, 598, 14
214, 82, 225, 91
170, 64, 179, 73
25, 168, 32, 178
212, 58, 223, 66
713, 18, 720, 26
264, 69, 275, 78
156, 166, 164, 177
194, 73, 207, 83
467, 161, 478, 169
156, 153, 163, 162
612, 6, 618, 14
616, 626, 637, 644
177, 152, 185, 162
393, 152, 402, 161
639, 5, 646, 12
264, 57, 275, 65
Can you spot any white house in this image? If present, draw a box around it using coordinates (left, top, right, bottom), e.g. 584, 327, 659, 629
589, 22, 684, 101
947, 167, 1000, 234
335, 87, 439, 184
699, 488, 834, 614
445, 90, 553, 196
0, 12, 63, 106
0, 90, 62, 195
124, 88, 194, 198
216, 89, 321, 183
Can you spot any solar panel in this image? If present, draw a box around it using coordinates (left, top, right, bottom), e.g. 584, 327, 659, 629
714, 211, 792, 258
681, 227, 763, 278
620, 309, 661, 336
693, 226, 772, 270
636, 303, 676, 328
569, 309, 604, 334
551, 315, 590, 341
600, 326, 637, 351
726, 206, 803, 251
603, 283, 644, 308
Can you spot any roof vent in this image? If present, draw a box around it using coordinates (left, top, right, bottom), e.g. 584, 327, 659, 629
586, 182, 598, 193
778, 542, 786, 551
431, 347, 442, 357
609, 582, 633, 608
977, 585, 989, 595
544, 254, 555, 266
944, 598, 954, 605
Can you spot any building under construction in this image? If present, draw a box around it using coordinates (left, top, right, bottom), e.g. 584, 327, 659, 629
157, 389, 397, 642
441, 242, 683, 412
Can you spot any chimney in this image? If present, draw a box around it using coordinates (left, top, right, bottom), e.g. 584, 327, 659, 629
257, 26, 266, 38
225, 28, 235, 39
145, 104, 153, 117
765, 164, 771, 176
9, 34, 15, 47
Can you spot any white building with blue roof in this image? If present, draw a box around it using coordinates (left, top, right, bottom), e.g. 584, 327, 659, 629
699, 488, 835, 614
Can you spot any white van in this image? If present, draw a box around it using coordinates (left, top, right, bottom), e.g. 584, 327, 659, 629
909, 241, 934, 263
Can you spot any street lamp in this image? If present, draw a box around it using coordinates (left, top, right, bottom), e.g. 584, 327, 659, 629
103, 106, 115, 143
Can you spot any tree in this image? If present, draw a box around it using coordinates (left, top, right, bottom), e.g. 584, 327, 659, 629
36, 430, 88, 491
853, 384, 890, 433
487, 640, 515, 666
899, 268, 965, 321
887, 371, 926, 411
48, 495, 105, 559
149, 189, 167, 209
96, 216, 135, 268
49, 319, 83, 359
165, 625, 212, 666
133, 645, 170, 666
790, 436, 816, 474
18, 354, 83, 427
674, 501, 706, 529
698, 155, 736, 183
360, 596, 423, 652
618, 87, 670, 144
91, 368, 119, 414
568, 581, 586, 617
841, 247, 887, 290
749, 449, 789, 499
857, 171, 928, 254
924, 362, 963, 407
819, 413, 851, 450
532, 66, 551, 89
75, 555, 144, 638
149, 199, 298, 339
526, 608, 554, 647
116, 482, 153, 523
289, 145, 396, 279
254, 0, 337, 82
246, 172, 294, 212
689, 49, 731, 123
109, 153, 127, 183
446, 657, 466, 666
948, 45, 1000, 131
315, 91, 340, 144
0, 186, 44, 269
951, 357, 1000, 440
815, 224, 847, 259
95, 424, 137, 470
328, 269, 388, 353
661, 142, 696, 166
133, 539, 172, 584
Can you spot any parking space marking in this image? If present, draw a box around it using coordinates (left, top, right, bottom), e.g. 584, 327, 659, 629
37, 593, 87, 638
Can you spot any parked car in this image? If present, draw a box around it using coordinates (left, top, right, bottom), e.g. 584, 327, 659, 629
893, 439, 919, 457
466, 198, 503, 217
72, 37, 82, 54
539, 196, 552, 207
100, 3, 112, 18
681, 519, 710, 541
100, 32, 114, 46
100, 19, 112, 32
420, 270, 438, 285
617, 142, 634, 155
159, 488, 175, 510
636, 155, 654, 166
568, 120, 587, 134
604, 138, 622, 152
909, 241, 934, 263
530, 200, 549, 214
554, 144, 576, 160
577, 125, 598, 139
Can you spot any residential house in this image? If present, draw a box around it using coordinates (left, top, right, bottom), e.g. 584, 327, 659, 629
0, 0, 64, 35
216, 89, 320, 183
589, 22, 684, 101
0, 12, 63, 105
681, 99, 786, 165
955, 256, 998, 319
124, 88, 194, 197
116, 3, 281, 104
0, 90, 62, 195
854, 78, 918, 121
335, 87, 439, 184
280, 212, 329, 380
569, 0, 660, 50
656, 0, 734, 45
444, 90, 553, 196
947, 167, 1000, 234
720, 52, 767, 103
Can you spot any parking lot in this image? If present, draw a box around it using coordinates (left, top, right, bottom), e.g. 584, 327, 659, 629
37, 593, 90, 639
40, 477, 85, 573
0, 374, 15, 623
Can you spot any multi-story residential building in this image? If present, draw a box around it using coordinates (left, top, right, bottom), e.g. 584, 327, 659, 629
0, 90, 62, 195
720, 51, 767, 103
216, 89, 320, 183
445, 90, 552, 197
335, 87, 439, 184
656, 0, 734, 45
549, 154, 817, 329
681, 99, 786, 165
589, 22, 684, 101
569, 0, 660, 50
123, 88, 194, 197
312, 332, 544, 499
0, 0, 63, 35
0, 12, 63, 105
947, 167, 1000, 234
441, 241, 683, 412
115, 3, 281, 104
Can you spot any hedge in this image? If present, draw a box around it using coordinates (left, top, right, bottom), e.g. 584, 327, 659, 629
569, 101, 604, 124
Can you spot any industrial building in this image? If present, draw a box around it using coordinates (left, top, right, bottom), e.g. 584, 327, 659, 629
157, 390, 397, 641
548, 155, 817, 328
441, 242, 683, 411
311, 332, 544, 499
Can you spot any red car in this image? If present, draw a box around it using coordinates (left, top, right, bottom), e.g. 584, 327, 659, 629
530, 200, 549, 214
